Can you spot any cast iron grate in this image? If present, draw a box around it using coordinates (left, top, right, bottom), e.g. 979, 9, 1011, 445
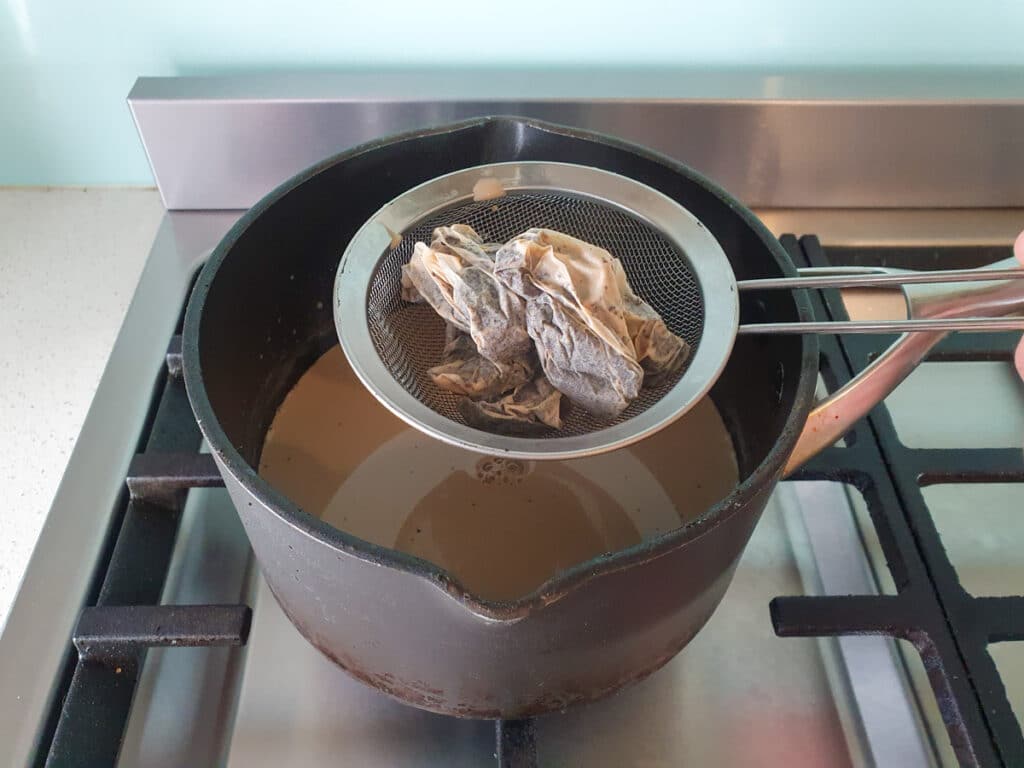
39, 333, 250, 768
772, 235, 1024, 768
34, 236, 1022, 767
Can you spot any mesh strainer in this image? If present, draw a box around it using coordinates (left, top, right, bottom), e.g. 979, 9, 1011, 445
334, 162, 738, 459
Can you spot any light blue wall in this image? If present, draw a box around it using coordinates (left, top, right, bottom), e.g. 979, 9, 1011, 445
2, 1, 1023, 186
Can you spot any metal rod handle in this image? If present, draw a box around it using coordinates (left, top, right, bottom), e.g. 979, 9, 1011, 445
739, 317, 1024, 335
737, 267, 1024, 291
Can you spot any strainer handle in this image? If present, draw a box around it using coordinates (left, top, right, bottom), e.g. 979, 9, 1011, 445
738, 265, 1024, 334
737, 266, 1024, 291
783, 257, 1024, 476
740, 317, 1024, 334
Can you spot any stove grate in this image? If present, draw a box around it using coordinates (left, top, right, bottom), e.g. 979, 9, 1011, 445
40, 334, 251, 768
34, 235, 1023, 767
772, 235, 1024, 768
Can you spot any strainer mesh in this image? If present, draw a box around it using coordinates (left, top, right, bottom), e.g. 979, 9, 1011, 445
364, 191, 704, 437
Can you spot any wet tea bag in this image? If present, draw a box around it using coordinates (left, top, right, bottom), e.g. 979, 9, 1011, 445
610, 259, 690, 381
494, 230, 638, 417
495, 229, 689, 416
402, 225, 532, 364
458, 376, 563, 434
428, 326, 535, 400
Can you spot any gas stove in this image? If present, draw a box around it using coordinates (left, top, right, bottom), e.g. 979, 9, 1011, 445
1, 76, 1022, 767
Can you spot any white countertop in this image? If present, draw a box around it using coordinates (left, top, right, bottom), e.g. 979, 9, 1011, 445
0, 187, 164, 629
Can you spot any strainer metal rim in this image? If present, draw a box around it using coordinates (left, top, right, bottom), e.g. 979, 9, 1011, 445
334, 161, 739, 460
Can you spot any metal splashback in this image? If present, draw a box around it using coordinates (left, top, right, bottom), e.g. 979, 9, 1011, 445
128, 72, 1024, 211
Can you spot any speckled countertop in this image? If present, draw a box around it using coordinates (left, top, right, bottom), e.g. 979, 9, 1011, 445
0, 188, 164, 628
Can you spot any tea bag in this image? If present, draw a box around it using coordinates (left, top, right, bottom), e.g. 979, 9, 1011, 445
402, 225, 532, 363
400, 267, 425, 303
458, 376, 563, 435
428, 326, 535, 400
521, 298, 643, 418
495, 229, 645, 417
401, 224, 490, 309
610, 260, 690, 380
429, 224, 495, 266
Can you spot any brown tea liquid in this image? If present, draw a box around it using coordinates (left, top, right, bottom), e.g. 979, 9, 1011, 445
260, 346, 738, 601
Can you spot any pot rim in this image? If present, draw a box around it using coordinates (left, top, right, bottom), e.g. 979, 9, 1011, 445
182, 115, 820, 622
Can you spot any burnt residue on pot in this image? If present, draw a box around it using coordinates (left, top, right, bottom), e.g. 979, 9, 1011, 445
273, 578, 699, 719
269, 582, 501, 717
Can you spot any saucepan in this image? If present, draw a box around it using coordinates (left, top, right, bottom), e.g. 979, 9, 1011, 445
182, 117, 1024, 717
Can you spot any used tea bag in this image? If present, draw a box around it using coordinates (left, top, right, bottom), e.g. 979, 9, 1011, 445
429, 224, 495, 266
495, 229, 689, 415
609, 259, 690, 381
521, 297, 643, 418
458, 376, 563, 435
401, 224, 490, 310
404, 223, 689, 431
400, 268, 425, 303
428, 326, 535, 400
494, 229, 645, 417
402, 225, 532, 363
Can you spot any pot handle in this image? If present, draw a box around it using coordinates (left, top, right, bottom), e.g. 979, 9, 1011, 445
784, 257, 1024, 477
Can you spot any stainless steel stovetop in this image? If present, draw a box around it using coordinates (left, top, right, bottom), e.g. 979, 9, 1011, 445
1, 76, 1022, 767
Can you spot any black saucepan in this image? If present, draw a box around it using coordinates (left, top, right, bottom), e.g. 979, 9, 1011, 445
183, 117, 819, 717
